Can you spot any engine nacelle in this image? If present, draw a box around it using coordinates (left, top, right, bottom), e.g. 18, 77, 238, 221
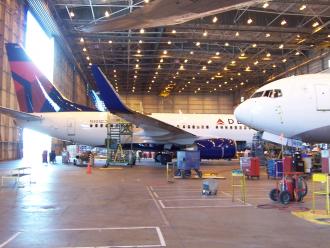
194, 138, 236, 159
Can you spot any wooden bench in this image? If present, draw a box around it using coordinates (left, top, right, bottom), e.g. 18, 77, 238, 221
1, 167, 32, 187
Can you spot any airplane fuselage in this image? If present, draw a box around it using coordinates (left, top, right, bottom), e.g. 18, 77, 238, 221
18, 112, 255, 146
235, 74, 330, 143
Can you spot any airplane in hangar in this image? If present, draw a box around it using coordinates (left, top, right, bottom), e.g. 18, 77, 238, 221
82, 0, 264, 32
234, 73, 330, 145
2, 43, 256, 160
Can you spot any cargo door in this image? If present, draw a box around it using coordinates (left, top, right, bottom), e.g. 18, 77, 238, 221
67, 119, 76, 137
315, 84, 330, 111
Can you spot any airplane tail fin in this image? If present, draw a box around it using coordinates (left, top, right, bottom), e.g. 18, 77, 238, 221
5, 43, 94, 113
91, 65, 131, 113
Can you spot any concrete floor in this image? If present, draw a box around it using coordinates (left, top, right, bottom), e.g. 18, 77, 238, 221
0, 159, 329, 248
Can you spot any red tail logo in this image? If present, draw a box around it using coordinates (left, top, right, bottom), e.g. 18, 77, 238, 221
217, 119, 224, 125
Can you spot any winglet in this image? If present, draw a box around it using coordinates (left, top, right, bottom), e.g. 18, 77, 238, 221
91, 65, 131, 113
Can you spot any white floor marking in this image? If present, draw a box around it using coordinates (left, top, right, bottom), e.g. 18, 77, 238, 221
153, 191, 159, 198
0, 232, 21, 247
158, 200, 252, 209
146, 186, 170, 226
155, 227, 166, 247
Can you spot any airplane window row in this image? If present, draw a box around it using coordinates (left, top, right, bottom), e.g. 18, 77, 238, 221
89, 123, 120, 128
251, 89, 282, 98
176, 125, 251, 130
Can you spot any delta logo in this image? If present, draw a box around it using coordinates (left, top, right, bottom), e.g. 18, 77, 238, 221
216, 118, 242, 125
217, 119, 224, 125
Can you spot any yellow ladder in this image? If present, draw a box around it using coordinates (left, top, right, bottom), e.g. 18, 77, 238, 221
231, 170, 247, 204
312, 173, 330, 215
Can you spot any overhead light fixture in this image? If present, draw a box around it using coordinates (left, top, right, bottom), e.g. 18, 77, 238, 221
263, 69, 266, 73
160, 58, 164, 63
312, 21, 319, 27
190, 51, 194, 55
252, 43, 257, 48
247, 18, 253, 24
254, 60, 259, 65
140, 28, 145, 33
105, 11, 110, 17
139, 40, 143, 44
295, 51, 300, 55
184, 59, 188, 63
203, 31, 208, 37
135, 64, 139, 68
196, 42, 201, 46
281, 20, 287, 26
83, 47, 87, 52
167, 40, 172, 45
245, 66, 251, 72
86, 56, 90, 60
224, 67, 228, 71
163, 50, 168, 55
202, 65, 207, 70
282, 58, 287, 63
215, 52, 220, 56
272, 64, 277, 68
179, 65, 184, 70
137, 49, 141, 53
225, 42, 229, 46
265, 33, 271, 38
279, 44, 284, 49
263, 2, 269, 8
212, 16, 218, 23
108, 40, 112, 44
208, 60, 212, 64
172, 29, 176, 34
266, 52, 271, 57
157, 64, 161, 69
144, 0, 149, 3
69, 11, 75, 17
80, 38, 84, 43
88, 62, 92, 66
235, 32, 240, 37
300, 4, 306, 11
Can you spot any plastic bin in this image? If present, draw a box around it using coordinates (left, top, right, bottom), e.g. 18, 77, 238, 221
202, 179, 219, 195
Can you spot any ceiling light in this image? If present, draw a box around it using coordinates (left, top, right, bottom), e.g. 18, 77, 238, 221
113, 70, 116, 73
88, 62, 92, 66
224, 81, 228, 85
163, 50, 168, 55
144, 0, 149, 3
282, 58, 287, 63
272, 64, 277, 68
300, 4, 306, 11
135, 64, 139, 68
157, 64, 161, 69
184, 59, 188, 63
263, 69, 266, 73
203, 31, 208, 37
245, 66, 251, 72
240, 82, 244, 85
265, 33, 271, 38
225, 42, 229, 46
254, 60, 259, 65
172, 29, 176, 34
235, 32, 240, 37
206, 81, 209, 84
83, 47, 87, 52
134, 75, 137, 79
139, 40, 143, 44
215, 52, 220, 56
224, 67, 228, 71
86, 56, 90, 60
140, 28, 145, 33
137, 49, 141, 53
190, 51, 194, 55
105, 11, 110, 17
208, 60, 212, 64
247, 18, 253, 24
252, 43, 257, 48
212, 16, 218, 23
167, 40, 172, 45
281, 20, 287, 26
80, 38, 84, 43
279, 44, 284, 49
69, 11, 75, 17
108, 40, 112, 44
263, 2, 269, 8
160, 58, 163, 63
231, 60, 236, 65
312, 22, 319, 27
237, 72, 241, 76
202, 65, 207, 70
241, 53, 245, 57
295, 51, 300, 55
196, 42, 201, 46
179, 65, 184, 70
266, 52, 271, 57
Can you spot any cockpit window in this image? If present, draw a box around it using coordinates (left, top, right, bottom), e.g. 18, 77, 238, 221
263, 90, 273, 97
251, 91, 264, 98
251, 89, 283, 99
272, 89, 282, 98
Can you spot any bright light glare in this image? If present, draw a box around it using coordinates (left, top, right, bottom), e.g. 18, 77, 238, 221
25, 12, 54, 82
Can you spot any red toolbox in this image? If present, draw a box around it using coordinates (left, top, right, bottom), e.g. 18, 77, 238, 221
322, 157, 329, 173
283, 156, 292, 174
240, 157, 260, 179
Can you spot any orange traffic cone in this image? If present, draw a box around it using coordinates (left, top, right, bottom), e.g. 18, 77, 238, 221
87, 163, 92, 174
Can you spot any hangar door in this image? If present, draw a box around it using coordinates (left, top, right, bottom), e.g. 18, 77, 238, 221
315, 84, 330, 111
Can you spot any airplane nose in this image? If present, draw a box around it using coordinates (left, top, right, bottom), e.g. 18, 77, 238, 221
234, 101, 253, 126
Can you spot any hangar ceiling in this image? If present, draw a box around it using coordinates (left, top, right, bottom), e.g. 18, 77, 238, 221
42, 0, 330, 96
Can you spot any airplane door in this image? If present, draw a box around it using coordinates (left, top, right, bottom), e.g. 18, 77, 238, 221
67, 119, 76, 137
315, 84, 330, 111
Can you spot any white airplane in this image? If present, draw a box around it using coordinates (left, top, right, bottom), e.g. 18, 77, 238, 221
2, 43, 255, 160
234, 73, 330, 144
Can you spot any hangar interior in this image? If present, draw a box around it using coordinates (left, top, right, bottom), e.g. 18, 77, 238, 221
0, 0, 330, 247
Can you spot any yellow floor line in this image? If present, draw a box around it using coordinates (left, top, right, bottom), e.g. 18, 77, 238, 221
292, 210, 330, 225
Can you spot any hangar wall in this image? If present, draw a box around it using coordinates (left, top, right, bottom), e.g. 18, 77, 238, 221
120, 94, 234, 114
0, 0, 25, 160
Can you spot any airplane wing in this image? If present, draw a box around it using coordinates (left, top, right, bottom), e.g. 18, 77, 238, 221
83, 0, 263, 32
0, 106, 42, 121
91, 65, 196, 142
